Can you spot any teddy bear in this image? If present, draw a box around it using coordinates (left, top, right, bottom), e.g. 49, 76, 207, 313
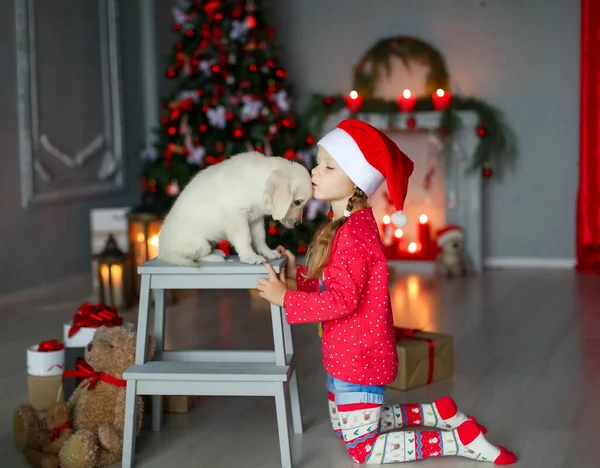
14, 402, 72, 468
434, 225, 475, 278
15, 325, 154, 468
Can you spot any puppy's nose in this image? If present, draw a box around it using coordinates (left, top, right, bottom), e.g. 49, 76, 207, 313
87, 342, 93, 352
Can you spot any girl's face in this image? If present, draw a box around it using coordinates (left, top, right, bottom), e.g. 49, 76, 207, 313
311, 147, 355, 202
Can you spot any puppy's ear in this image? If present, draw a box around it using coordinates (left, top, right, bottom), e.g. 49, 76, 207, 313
266, 170, 293, 221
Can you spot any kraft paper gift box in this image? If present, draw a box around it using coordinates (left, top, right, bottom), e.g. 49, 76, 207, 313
27, 340, 65, 411
388, 328, 453, 391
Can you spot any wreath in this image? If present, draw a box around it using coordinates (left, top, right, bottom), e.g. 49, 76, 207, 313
301, 36, 517, 178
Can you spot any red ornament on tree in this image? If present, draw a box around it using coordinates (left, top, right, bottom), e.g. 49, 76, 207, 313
249, 64, 258, 72
266, 59, 276, 68
185, 29, 194, 37
276, 69, 287, 78
211, 64, 221, 74
476, 126, 487, 137
173, 23, 181, 32
284, 149, 296, 160
198, 124, 208, 132
233, 128, 245, 139
482, 164, 493, 178
174, 42, 184, 51
160, 116, 169, 125
245, 16, 257, 29
324, 97, 334, 106
306, 136, 316, 145
167, 126, 177, 136
166, 69, 176, 79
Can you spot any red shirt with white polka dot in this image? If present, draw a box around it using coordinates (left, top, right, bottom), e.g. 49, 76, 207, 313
284, 208, 399, 386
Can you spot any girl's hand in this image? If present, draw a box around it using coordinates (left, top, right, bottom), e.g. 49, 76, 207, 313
258, 264, 288, 307
276, 245, 296, 280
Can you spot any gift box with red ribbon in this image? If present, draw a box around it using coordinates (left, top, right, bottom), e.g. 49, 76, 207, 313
26, 339, 65, 411
62, 302, 123, 348
387, 328, 453, 391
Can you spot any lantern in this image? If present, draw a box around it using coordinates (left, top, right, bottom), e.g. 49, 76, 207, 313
95, 234, 134, 309
126, 208, 164, 268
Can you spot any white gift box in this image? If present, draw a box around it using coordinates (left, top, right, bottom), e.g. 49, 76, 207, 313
27, 345, 65, 377
63, 322, 98, 348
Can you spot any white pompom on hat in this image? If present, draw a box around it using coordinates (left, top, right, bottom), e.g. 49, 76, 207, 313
317, 119, 414, 227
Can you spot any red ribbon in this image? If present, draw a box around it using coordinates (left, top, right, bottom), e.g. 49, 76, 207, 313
68, 302, 123, 338
50, 422, 71, 442
63, 360, 126, 390
395, 327, 435, 384
38, 339, 65, 352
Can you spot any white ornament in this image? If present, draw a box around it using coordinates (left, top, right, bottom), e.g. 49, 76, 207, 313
272, 90, 290, 112
226, 75, 235, 85
179, 90, 199, 102
171, 6, 187, 25
207, 106, 227, 129
140, 146, 158, 162
187, 145, 206, 165
230, 20, 250, 40
241, 96, 263, 121
198, 59, 217, 76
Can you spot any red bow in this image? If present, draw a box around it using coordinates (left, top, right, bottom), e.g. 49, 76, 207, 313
63, 360, 126, 390
50, 422, 71, 442
68, 302, 123, 337
38, 339, 65, 352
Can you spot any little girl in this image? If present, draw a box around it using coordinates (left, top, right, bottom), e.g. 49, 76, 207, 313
258, 119, 517, 465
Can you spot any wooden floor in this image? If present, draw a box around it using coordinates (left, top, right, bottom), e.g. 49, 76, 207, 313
1, 269, 599, 467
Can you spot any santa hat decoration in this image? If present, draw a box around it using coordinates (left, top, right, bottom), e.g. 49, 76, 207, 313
436, 225, 464, 246
317, 119, 414, 227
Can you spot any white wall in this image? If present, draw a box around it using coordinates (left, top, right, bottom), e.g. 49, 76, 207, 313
267, 0, 580, 260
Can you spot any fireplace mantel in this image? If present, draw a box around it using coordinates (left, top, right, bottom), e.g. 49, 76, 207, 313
323, 110, 483, 272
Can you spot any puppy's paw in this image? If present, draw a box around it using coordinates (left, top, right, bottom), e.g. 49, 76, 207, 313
239, 253, 267, 264
212, 249, 227, 258
258, 248, 282, 260
200, 253, 227, 262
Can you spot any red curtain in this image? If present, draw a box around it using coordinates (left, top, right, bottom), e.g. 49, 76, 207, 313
576, 0, 600, 274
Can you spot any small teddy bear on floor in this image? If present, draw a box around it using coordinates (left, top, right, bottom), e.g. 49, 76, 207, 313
15, 325, 154, 468
14, 402, 72, 468
435, 225, 476, 278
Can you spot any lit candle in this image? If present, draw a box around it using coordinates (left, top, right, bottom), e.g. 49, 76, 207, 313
345, 90, 364, 113
417, 214, 432, 258
432, 89, 451, 111
382, 215, 393, 246
135, 232, 146, 266
408, 242, 418, 254
110, 264, 123, 307
147, 235, 160, 260
397, 89, 416, 113
100, 264, 124, 307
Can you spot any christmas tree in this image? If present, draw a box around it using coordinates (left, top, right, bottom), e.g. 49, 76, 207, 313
138, 0, 328, 254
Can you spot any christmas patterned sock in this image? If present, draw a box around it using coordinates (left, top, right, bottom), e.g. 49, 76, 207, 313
379, 396, 487, 433
365, 420, 517, 465
328, 391, 343, 439
337, 402, 383, 463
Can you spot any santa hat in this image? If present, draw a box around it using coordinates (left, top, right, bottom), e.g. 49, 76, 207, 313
436, 225, 464, 246
317, 119, 414, 227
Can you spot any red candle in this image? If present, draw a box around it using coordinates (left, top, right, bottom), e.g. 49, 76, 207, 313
417, 214, 432, 258
381, 215, 394, 246
345, 90, 364, 113
397, 89, 416, 113
432, 89, 451, 111
394, 228, 405, 255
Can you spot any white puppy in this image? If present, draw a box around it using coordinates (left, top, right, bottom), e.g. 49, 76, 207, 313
158, 151, 313, 266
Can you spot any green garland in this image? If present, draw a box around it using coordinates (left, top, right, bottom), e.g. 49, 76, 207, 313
301, 94, 517, 177
301, 35, 517, 178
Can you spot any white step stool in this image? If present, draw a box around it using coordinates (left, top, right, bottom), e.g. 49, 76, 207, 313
121, 257, 303, 468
